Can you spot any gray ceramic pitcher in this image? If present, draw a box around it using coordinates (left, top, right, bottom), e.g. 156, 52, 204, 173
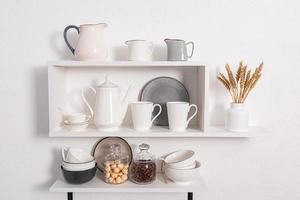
165, 39, 194, 61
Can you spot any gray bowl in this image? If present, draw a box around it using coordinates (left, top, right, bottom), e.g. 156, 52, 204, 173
61, 165, 97, 184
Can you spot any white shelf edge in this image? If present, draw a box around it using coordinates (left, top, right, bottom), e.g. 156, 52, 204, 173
49, 125, 263, 138
49, 173, 205, 193
48, 61, 206, 67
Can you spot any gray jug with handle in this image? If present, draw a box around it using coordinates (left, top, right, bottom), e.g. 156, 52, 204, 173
164, 39, 194, 61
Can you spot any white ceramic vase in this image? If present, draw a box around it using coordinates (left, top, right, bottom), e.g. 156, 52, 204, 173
225, 103, 249, 132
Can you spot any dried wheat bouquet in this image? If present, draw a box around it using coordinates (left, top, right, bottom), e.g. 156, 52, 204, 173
217, 61, 263, 103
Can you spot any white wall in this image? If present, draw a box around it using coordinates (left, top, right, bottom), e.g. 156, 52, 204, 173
0, 0, 300, 199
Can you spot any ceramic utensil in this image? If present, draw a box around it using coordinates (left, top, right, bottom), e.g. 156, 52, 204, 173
164, 39, 194, 61
64, 121, 89, 131
162, 150, 196, 168
164, 160, 201, 184
63, 147, 94, 163
125, 40, 154, 61
64, 23, 108, 61
167, 102, 198, 131
62, 160, 96, 171
81, 76, 132, 131
130, 101, 162, 131
92, 137, 132, 171
63, 113, 91, 124
140, 77, 190, 126
61, 165, 97, 184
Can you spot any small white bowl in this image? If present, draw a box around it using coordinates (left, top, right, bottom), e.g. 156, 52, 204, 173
64, 148, 94, 163
164, 160, 201, 184
64, 121, 89, 131
64, 113, 91, 124
163, 150, 195, 168
62, 160, 96, 171
166, 161, 196, 170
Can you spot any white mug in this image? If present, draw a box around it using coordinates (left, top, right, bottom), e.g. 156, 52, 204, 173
167, 102, 198, 131
131, 101, 162, 131
125, 40, 154, 61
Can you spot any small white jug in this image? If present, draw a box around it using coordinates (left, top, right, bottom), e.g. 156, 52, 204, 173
125, 40, 154, 61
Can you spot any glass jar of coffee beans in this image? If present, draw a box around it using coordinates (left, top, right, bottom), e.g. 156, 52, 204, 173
130, 143, 156, 184
104, 144, 129, 184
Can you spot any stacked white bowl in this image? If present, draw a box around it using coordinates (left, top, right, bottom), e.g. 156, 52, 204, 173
162, 150, 201, 184
62, 147, 96, 171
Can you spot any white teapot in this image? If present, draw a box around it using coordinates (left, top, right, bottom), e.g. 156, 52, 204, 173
81, 77, 132, 131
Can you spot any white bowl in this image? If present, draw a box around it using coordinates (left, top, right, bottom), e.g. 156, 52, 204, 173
64, 113, 91, 124
64, 122, 89, 132
163, 150, 195, 168
164, 160, 201, 184
62, 160, 96, 171
64, 148, 94, 163
166, 161, 196, 170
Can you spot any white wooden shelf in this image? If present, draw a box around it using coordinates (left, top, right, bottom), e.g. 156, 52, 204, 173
49, 61, 206, 68
48, 61, 209, 137
50, 173, 205, 193
49, 125, 261, 138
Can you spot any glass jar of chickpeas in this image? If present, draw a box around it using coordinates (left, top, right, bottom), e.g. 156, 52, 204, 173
104, 144, 129, 184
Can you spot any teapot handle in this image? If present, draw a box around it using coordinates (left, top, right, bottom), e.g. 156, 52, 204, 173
63, 25, 80, 55
81, 87, 96, 118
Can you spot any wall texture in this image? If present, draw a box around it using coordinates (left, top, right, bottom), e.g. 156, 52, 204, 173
0, 0, 300, 199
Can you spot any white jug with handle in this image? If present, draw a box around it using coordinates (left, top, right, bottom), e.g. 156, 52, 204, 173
81, 76, 132, 131
64, 23, 108, 61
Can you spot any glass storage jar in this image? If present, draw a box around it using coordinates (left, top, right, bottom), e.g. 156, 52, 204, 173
130, 143, 156, 184
104, 144, 129, 184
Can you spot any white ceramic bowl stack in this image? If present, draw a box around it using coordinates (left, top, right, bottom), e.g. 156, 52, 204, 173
63, 113, 91, 131
162, 150, 201, 184
62, 147, 96, 171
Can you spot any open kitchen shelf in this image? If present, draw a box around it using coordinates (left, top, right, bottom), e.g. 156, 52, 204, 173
50, 125, 262, 138
48, 61, 260, 138
50, 173, 205, 193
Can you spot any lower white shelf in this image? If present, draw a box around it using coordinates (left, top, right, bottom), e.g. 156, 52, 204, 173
49, 125, 264, 138
50, 173, 205, 193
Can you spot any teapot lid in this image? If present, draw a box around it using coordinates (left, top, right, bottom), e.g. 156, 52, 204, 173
98, 76, 118, 88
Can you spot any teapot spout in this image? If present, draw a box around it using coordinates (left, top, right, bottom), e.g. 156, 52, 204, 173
121, 85, 133, 115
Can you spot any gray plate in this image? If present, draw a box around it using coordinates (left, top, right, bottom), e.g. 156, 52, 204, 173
92, 137, 132, 172
140, 77, 190, 126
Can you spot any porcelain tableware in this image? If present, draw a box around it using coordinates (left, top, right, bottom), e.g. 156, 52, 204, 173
81, 76, 132, 131
64, 122, 89, 131
61, 165, 97, 184
62, 160, 96, 171
166, 162, 196, 170
64, 113, 91, 124
140, 77, 190, 126
164, 39, 194, 61
64, 23, 108, 61
163, 150, 195, 168
164, 160, 201, 184
167, 102, 198, 131
63, 147, 94, 163
130, 101, 162, 131
125, 40, 154, 61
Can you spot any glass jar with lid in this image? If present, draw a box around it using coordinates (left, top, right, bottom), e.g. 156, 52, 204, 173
104, 144, 129, 184
130, 143, 156, 184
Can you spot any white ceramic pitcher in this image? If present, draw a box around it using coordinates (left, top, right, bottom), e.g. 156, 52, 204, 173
81, 76, 132, 131
125, 40, 154, 61
64, 23, 108, 61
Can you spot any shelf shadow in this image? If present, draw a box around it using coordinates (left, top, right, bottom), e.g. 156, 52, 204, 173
32, 66, 49, 138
